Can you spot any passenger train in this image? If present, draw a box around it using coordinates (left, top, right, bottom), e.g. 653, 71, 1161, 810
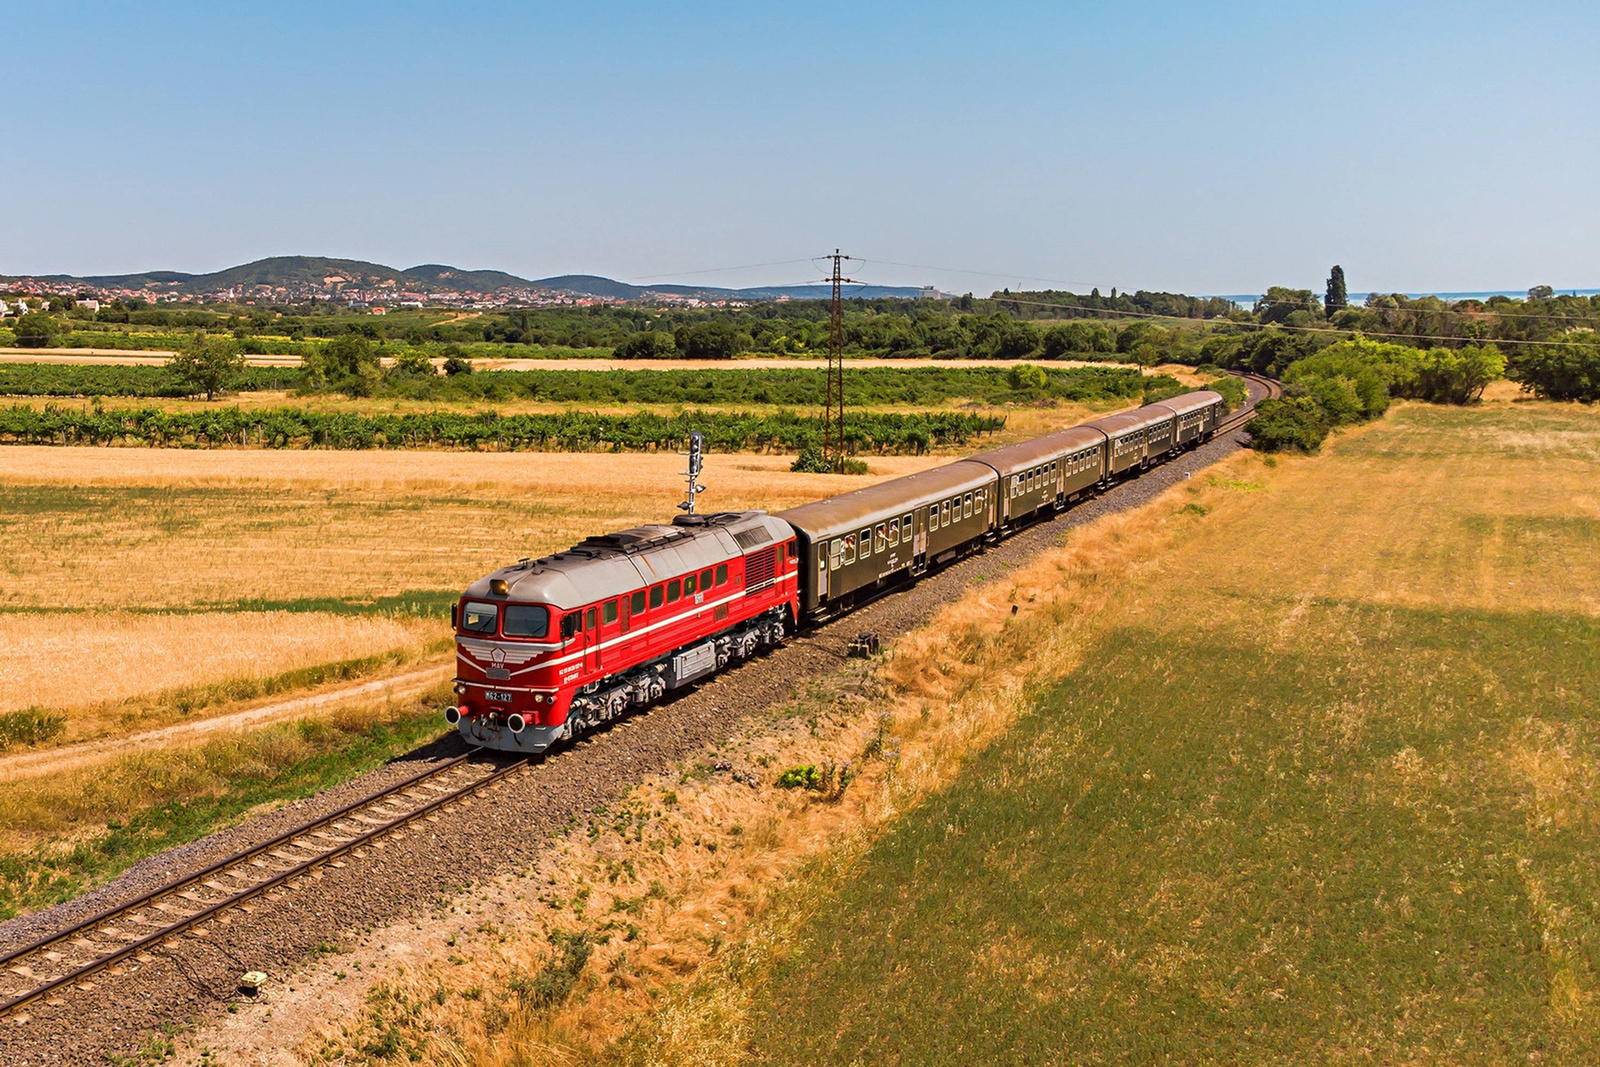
445, 389, 1228, 752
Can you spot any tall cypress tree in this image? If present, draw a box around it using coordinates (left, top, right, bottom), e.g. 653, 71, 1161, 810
1325, 265, 1348, 316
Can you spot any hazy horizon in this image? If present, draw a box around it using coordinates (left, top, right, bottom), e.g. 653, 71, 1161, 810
4, 2, 1596, 298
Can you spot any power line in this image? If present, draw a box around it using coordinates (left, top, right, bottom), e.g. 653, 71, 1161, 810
623, 258, 818, 283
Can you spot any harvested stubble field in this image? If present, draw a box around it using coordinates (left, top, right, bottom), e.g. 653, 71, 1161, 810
246, 398, 1600, 1067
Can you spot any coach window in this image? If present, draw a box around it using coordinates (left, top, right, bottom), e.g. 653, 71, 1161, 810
715, 563, 728, 586
602, 600, 617, 625
829, 539, 842, 571
842, 533, 856, 564
859, 527, 872, 558
649, 585, 663, 609
685, 574, 697, 596
874, 524, 887, 552
667, 579, 681, 603
887, 519, 899, 546
941, 500, 951, 526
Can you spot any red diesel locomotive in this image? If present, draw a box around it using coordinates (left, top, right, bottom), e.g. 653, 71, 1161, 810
446, 510, 797, 752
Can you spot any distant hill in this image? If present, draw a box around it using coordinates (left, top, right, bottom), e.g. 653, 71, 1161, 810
6, 255, 928, 303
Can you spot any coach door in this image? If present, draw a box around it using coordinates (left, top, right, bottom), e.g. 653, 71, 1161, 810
913, 508, 928, 573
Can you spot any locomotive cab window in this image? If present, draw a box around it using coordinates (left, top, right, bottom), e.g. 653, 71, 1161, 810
701, 568, 714, 591
585, 607, 596, 630
684, 574, 697, 596
460, 601, 498, 635
631, 591, 645, 614
602, 600, 617, 625
649, 585, 663, 609
667, 579, 681, 603
503, 604, 549, 638
560, 613, 579, 638
715, 563, 728, 585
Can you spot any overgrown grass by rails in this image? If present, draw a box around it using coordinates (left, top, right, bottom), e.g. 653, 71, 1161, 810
0, 682, 454, 919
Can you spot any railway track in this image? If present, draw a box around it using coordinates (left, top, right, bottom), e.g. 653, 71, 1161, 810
0, 374, 1279, 1025
0, 752, 528, 1019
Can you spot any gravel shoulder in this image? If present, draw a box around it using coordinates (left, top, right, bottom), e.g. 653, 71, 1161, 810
0, 388, 1262, 1065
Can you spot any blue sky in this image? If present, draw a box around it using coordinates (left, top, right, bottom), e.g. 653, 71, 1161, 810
4, 1, 1596, 294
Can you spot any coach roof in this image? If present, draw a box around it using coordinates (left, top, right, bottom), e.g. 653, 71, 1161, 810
777, 460, 996, 542
1149, 389, 1224, 417
967, 425, 1106, 478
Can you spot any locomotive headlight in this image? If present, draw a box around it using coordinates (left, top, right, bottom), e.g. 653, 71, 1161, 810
490, 578, 509, 597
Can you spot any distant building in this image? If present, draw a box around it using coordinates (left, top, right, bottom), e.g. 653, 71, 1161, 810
917, 286, 942, 300
369, 305, 387, 315
0, 300, 9, 316
78, 299, 100, 312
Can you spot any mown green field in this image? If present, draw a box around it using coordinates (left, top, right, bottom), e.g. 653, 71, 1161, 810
633, 399, 1600, 1066
750, 603, 1599, 1064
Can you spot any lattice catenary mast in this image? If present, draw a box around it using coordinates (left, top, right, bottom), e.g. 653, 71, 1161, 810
823, 249, 857, 472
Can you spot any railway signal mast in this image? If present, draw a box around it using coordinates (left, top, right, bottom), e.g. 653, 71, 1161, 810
678, 430, 706, 514
823, 250, 858, 473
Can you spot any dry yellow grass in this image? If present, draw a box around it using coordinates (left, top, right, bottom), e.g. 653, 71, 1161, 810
0, 610, 439, 737
0, 449, 947, 610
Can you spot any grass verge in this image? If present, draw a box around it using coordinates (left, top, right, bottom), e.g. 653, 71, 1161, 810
0, 683, 453, 919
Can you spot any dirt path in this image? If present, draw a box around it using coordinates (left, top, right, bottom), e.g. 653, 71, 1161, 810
0, 663, 450, 781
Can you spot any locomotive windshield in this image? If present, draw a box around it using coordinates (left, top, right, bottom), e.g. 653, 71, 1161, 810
503, 604, 551, 638
460, 601, 498, 634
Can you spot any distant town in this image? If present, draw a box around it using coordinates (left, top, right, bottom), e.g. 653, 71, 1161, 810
0, 256, 940, 315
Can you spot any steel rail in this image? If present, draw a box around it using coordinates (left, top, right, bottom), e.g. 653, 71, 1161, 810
0, 754, 526, 1017
0, 752, 474, 976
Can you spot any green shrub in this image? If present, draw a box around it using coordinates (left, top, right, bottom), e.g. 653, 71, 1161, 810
613, 332, 676, 360
441, 356, 473, 376
0, 707, 66, 750
791, 447, 832, 473
508, 930, 591, 1012
1247, 397, 1329, 453
12, 312, 60, 348
1509, 337, 1600, 402
777, 765, 823, 790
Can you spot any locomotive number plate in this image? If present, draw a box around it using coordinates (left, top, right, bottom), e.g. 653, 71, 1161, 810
484, 690, 514, 704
